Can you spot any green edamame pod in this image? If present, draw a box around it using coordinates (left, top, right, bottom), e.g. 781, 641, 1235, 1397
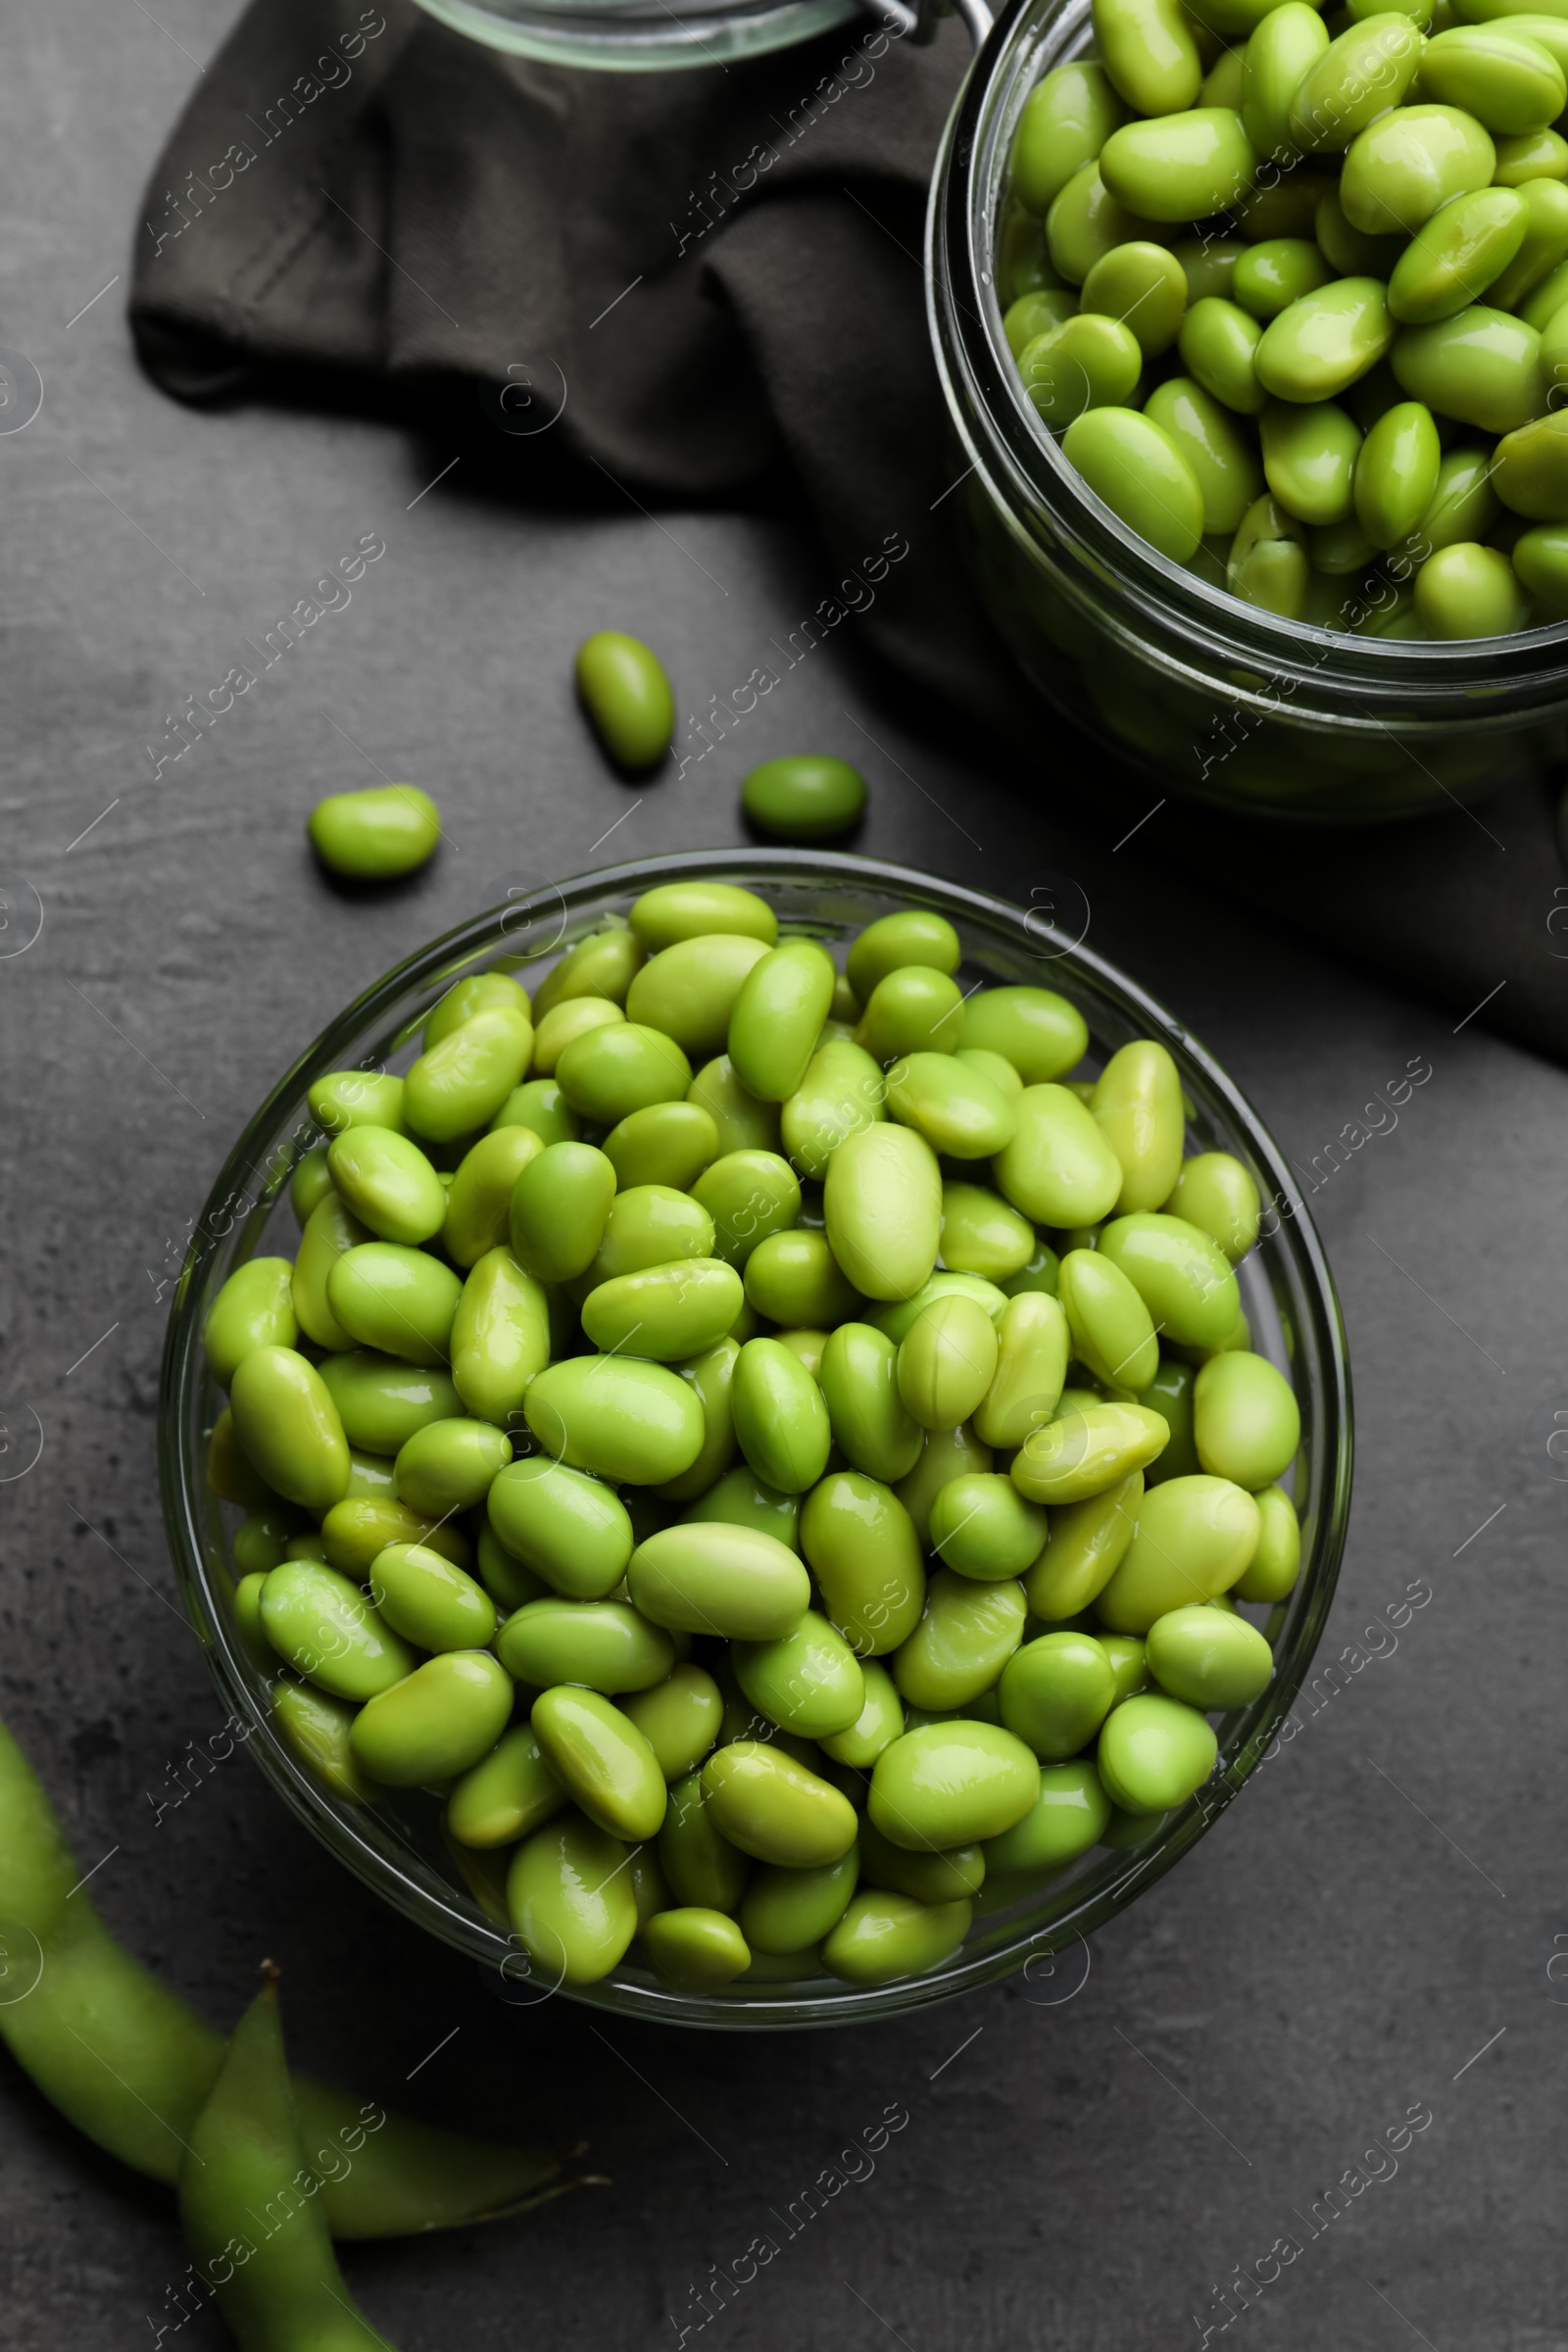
204, 1259, 299, 1388
180, 1973, 393, 2352
1093, 0, 1203, 116
509, 1809, 640, 1984
891, 1571, 1028, 1711
975, 1291, 1069, 1449
622, 935, 768, 1060
1011, 62, 1128, 214
802, 1471, 927, 1654
230, 1347, 351, 1512
727, 939, 837, 1102
601, 1102, 721, 1196
1094, 1472, 1263, 1631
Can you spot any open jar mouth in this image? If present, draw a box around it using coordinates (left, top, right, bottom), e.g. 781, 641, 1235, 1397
161, 850, 1351, 2031
411, 0, 864, 69
928, 0, 1568, 710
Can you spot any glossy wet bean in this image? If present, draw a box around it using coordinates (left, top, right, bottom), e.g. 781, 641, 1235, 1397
1010, 1399, 1170, 1504
892, 1570, 1028, 1710
703, 1741, 858, 1866
656, 1337, 741, 1502
531, 1687, 667, 1841
627, 1520, 810, 1639
1414, 538, 1531, 629
744, 1229, 859, 1326
531, 997, 623, 1075
929, 1472, 1047, 1580
395, 1416, 513, 1517
1147, 1602, 1275, 1707
623, 937, 768, 1062
405, 1006, 533, 1144
821, 1889, 972, 1985
1019, 314, 1144, 424
1096, 1690, 1218, 1811
1243, 2, 1331, 161
1081, 239, 1188, 355
1093, 0, 1202, 117
898, 1295, 1001, 1430
1341, 106, 1497, 235
868, 1719, 1038, 1850
729, 1336, 831, 1491
496, 1597, 675, 1693
1058, 1249, 1160, 1392
1143, 379, 1263, 535
999, 1632, 1117, 1760
801, 1471, 927, 1653
982, 1757, 1111, 1874
574, 631, 674, 768
821, 1121, 942, 1302
350, 1650, 515, 1786
260, 1560, 415, 1700
446, 1724, 566, 1847
308, 784, 441, 879
619, 1663, 724, 1781
230, 1347, 351, 1511
732, 1609, 865, 1738
741, 755, 866, 840
442, 1127, 544, 1266
974, 1291, 1070, 1450
1061, 408, 1205, 561
993, 1083, 1123, 1228
204, 1259, 299, 1388
370, 1542, 497, 1653
858, 1818, 985, 1903
449, 1248, 551, 1430
1178, 295, 1267, 414
509, 1809, 640, 1984
1234, 1483, 1303, 1599
1094, 1472, 1263, 1630
523, 1355, 705, 1484
1012, 61, 1128, 213
1192, 1349, 1301, 1486
939, 1181, 1037, 1283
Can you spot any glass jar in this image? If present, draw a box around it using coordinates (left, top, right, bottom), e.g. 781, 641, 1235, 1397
411, 0, 863, 71
161, 850, 1351, 2031
928, 0, 1568, 819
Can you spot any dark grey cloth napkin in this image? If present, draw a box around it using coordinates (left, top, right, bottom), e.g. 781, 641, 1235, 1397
129, 0, 1568, 1061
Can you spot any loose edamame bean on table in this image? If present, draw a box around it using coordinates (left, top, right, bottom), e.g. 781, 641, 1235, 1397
308, 786, 442, 881
1001, 2, 1568, 634
201, 888, 1303, 1996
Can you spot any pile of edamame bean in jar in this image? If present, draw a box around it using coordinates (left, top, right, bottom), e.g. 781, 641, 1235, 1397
999, 0, 1568, 635
205, 882, 1302, 1997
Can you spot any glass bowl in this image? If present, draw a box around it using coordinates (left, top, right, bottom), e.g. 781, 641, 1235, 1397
161, 850, 1351, 2029
927, 0, 1568, 820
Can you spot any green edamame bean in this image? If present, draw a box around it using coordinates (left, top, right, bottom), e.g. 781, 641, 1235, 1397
393, 1415, 512, 1517
524, 1355, 704, 1485
732, 1609, 865, 1738
898, 1295, 1001, 1430
308, 1069, 407, 1138
270, 1680, 383, 1804
1097, 1692, 1217, 1812
1200, 46, 1248, 109
507, 1143, 616, 1284
1236, 238, 1336, 323
1421, 23, 1566, 129
654, 1338, 740, 1503
233, 1506, 308, 1578
441, 1127, 543, 1267
741, 755, 867, 840
727, 940, 838, 1103
1010, 1399, 1170, 1504
1047, 164, 1151, 286
488, 1457, 633, 1600
1352, 400, 1443, 548
957, 985, 1084, 1082
993, 1083, 1123, 1228
1018, 315, 1144, 426
891, 1571, 1028, 1710
531, 926, 643, 1021
1144, 378, 1264, 533
744, 1230, 858, 1326
982, 1757, 1111, 1874
1289, 15, 1425, 153
423, 971, 531, 1055
1061, 408, 1205, 562
802, 1471, 927, 1653
642, 1907, 751, 1992
1260, 398, 1363, 524
1311, 514, 1378, 574
868, 1269, 1007, 1343
531, 996, 624, 1076
1255, 278, 1395, 402
1389, 443, 1500, 566
703, 1740, 858, 1867
531, 1687, 667, 1841
1012, 61, 1128, 214
207, 1408, 277, 1508
180, 1975, 392, 2352
937, 1182, 1035, 1284
509, 1808, 639, 1984
405, 1006, 533, 1144
884, 1052, 1015, 1160
490, 1076, 582, 1146
1481, 172, 1568, 307
1140, 1358, 1201, 1485
260, 1559, 414, 1699
1094, 1472, 1262, 1630
307, 784, 440, 880
1058, 1250, 1160, 1391
688, 1055, 784, 1156
291, 1193, 369, 1351
496, 1597, 674, 1693
476, 1526, 542, 1614
822, 1889, 972, 1985
204, 1258, 299, 1389
1389, 188, 1528, 327
858, 1818, 985, 1903
728, 1337, 831, 1492
622, 936, 768, 1061
855, 965, 967, 1063
823, 1121, 942, 1302
1497, 128, 1568, 191
998, 1631, 1117, 1762
630, 882, 777, 953
628, 1520, 809, 1640
1179, 296, 1267, 413
929, 1472, 1047, 1580
601, 1101, 721, 1195
659, 1769, 751, 1909
1193, 1349, 1300, 1486
342, 1448, 396, 1503
350, 1650, 514, 1787
1081, 240, 1189, 355
290, 1147, 335, 1225
1414, 538, 1531, 629
818, 1326, 924, 1484
818, 1660, 906, 1767
229, 1347, 350, 1512
869, 1718, 1037, 1849
975, 1291, 1069, 1449
619, 1663, 724, 1781
1093, 0, 1203, 116
740, 1846, 860, 1953
896, 1424, 995, 1547
584, 1185, 714, 1288
583, 1256, 743, 1361
1023, 1473, 1142, 1620
1171, 234, 1247, 301
1341, 105, 1498, 237
557, 1021, 692, 1126
1092, 1039, 1185, 1213
320, 1496, 469, 1580
780, 1041, 883, 1180
1493, 409, 1568, 515
574, 631, 673, 768
1234, 1483, 1302, 1599
1511, 515, 1568, 603
999, 198, 1061, 305
1393, 303, 1547, 428
1100, 108, 1258, 221
1004, 287, 1080, 356
1147, 1603, 1274, 1706
1230, 500, 1310, 611
1244, 3, 1331, 161
369, 1542, 497, 1653
1101, 1633, 1149, 1702
447, 1724, 565, 1847
321, 1245, 461, 1368
448, 1248, 550, 1430
1098, 1211, 1240, 1348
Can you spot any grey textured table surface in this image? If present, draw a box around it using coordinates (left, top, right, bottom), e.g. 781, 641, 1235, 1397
3, 3, 1563, 2346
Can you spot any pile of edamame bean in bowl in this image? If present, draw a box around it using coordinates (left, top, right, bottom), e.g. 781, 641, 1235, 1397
999, 0, 1568, 634
207, 882, 1302, 1998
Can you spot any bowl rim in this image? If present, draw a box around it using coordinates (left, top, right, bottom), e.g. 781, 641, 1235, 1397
160, 846, 1352, 2029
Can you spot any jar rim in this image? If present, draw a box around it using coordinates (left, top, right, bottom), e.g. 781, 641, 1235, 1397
411, 0, 863, 68
928, 0, 1568, 694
